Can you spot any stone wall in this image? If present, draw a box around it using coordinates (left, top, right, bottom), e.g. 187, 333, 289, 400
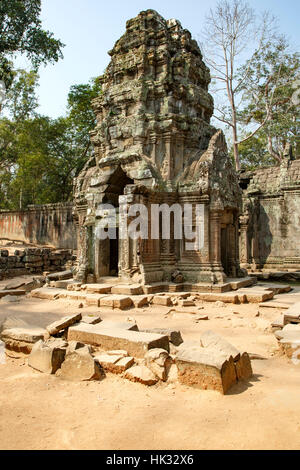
0, 203, 77, 250
239, 159, 300, 270
0, 247, 74, 280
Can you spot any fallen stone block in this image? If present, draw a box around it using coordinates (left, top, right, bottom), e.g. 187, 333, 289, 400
1, 327, 46, 354
199, 330, 240, 361
0, 289, 26, 298
94, 352, 134, 373
111, 284, 143, 295
81, 315, 102, 325
85, 294, 105, 306
178, 299, 195, 307
152, 295, 172, 306
283, 302, 300, 325
271, 315, 285, 330
234, 352, 253, 380
54, 279, 77, 289
279, 336, 300, 361
100, 295, 133, 310
176, 347, 237, 394
68, 324, 169, 358
140, 328, 183, 346
124, 365, 158, 385
46, 313, 82, 335
46, 270, 73, 281
85, 284, 112, 294
31, 287, 62, 300
28, 339, 66, 374
132, 295, 149, 308
145, 348, 171, 381
238, 289, 274, 303
58, 349, 104, 381
197, 292, 241, 304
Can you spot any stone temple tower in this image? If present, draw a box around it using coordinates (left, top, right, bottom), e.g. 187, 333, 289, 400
74, 10, 242, 285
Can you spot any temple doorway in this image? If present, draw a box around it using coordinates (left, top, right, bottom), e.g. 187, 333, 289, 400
95, 167, 133, 279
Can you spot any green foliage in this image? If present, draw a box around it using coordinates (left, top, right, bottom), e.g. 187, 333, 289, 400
0, 0, 64, 87
0, 70, 101, 209
237, 36, 300, 163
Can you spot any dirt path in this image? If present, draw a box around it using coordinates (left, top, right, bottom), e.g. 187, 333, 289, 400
0, 295, 299, 450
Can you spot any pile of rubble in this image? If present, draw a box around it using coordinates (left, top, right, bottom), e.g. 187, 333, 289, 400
273, 301, 300, 363
0, 312, 253, 394
0, 248, 74, 280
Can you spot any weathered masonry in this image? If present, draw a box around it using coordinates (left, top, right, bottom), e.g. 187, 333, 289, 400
239, 157, 300, 271
0, 203, 76, 250
73, 10, 242, 285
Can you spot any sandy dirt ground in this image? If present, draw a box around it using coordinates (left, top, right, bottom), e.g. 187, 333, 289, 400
1, 291, 300, 450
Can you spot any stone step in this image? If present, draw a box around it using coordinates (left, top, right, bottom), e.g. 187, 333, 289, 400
258, 283, 292, 294
85, 284, 112, 294
229, 277, 256, 290
67, 324, 169, 358
236, 289, 274, 303
0, 289, 26, 298
110, 284, 143, 295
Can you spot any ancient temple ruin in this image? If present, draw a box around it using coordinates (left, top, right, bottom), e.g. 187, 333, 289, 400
74, 9, 242, 285
240, 156, 300, 271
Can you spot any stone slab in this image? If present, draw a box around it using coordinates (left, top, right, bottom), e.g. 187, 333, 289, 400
28, 339, 66, 374
81, 315, 102, 325
0, 289, 26, 298
176, 347, 237, 394
67, 324, 169, 358
199, 330, 240, 361
47, 270, 73, 281
46, 313, 82, 335
99, 295, 133, 309
124, 365, 158, 385
85, 284, 112, 294
111, 284, 143, 295
1, 327, 46, 354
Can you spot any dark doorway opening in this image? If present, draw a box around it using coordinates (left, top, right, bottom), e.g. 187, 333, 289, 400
221, 227, 229, 276
109, 228, 119, 276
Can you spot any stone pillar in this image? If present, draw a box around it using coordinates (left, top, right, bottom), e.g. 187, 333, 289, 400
210, 209, 225, 282
163, 131, 172, 180
239, 214, 250, 267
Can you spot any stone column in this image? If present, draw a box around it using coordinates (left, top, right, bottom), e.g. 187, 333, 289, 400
163, 131, 172, 180
239, 214, 250, 267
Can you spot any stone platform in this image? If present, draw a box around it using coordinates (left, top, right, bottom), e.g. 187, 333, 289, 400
28, 275, 292, 308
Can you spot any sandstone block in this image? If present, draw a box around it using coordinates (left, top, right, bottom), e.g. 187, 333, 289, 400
1, 327, 46, 354
132, 295, 149, 308
140, 328, 183, 346
28, 339, 66, 374
46, 270, 73, 281
234, 352, 253, 380
124, 365, 158, 386
199, 330, 240, 361
111, 284, 143, 295
145, 348, 171, 381
46, 313, 82, 335
176, 348, 237, 394
152, 295, 172, 306
81, 315, 102, 325
100, 295, 133, 309
0, 289, 26, 298
68, 324, 169, 358
85, 284, 112, 294
59, 349, 104, 381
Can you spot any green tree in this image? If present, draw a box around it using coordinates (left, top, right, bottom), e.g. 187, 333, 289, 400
66, 77, 102, 167
238, 37, 300, 164
0, 0, 64, 91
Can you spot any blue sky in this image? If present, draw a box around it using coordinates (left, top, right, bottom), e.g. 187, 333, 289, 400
24, 0, 300, 118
